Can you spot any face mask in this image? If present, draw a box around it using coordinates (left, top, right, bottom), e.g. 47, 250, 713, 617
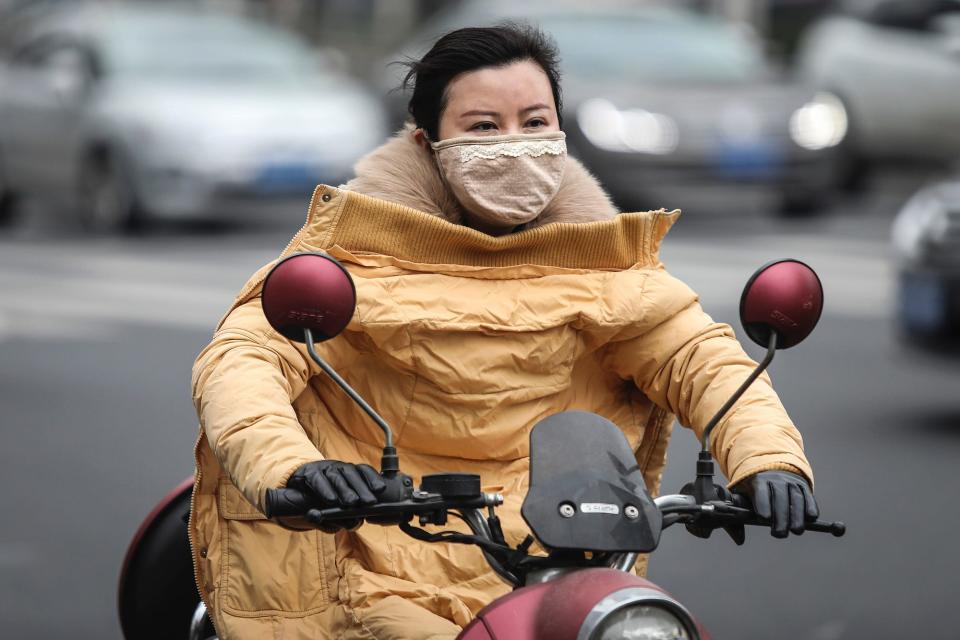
431, 131, 567, 228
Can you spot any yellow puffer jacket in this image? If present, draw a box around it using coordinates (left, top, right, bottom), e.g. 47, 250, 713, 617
189, 186, 813, 639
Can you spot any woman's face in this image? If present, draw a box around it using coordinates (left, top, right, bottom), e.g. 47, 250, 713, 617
436, 59, 559, 140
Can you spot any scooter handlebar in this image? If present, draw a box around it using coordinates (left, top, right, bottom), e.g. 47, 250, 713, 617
271, 488, 846, 538
653, 493, 845, 537
264, 488, 503, 525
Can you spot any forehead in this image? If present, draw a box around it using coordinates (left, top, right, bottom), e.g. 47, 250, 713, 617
445, 60, 555, 114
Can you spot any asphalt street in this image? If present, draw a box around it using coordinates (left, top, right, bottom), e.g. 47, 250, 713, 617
1, 174, 957, 639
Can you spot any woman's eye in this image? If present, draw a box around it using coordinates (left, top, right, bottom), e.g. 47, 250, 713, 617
471, 122, 498, 132
526, 118, 547, 128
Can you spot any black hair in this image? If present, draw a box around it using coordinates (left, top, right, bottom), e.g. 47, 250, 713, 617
400, 22, 563, 141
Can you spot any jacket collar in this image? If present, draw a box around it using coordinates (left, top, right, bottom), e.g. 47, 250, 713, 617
292, 186, 679, 270
342, 126, 621, 228
219, 187, 679, 329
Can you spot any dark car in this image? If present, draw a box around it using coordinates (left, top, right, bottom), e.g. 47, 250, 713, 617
892, 177, 960, 346
379, 1, 847, 215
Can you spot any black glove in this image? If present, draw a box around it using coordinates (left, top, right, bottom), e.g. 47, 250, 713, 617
733, 471, 819, 538
265, 460, 386, 528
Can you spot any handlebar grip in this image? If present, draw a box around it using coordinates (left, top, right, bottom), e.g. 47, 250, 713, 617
727, 491, 845, 537
264, 487, 309, 519
263, 488, 358, 521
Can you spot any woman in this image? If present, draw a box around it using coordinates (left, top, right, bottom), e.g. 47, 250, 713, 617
190, 24, 818, 640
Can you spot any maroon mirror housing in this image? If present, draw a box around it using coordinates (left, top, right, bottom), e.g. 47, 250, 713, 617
740, 259, 823, 349
261, 253, 356, 343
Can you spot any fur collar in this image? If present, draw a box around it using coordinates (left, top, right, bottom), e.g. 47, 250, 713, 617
342, 126, 619, 229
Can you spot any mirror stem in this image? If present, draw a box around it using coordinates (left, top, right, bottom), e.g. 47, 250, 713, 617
693, 330, 778, 503
700, 329, 779, 453
304, 328, 400, 476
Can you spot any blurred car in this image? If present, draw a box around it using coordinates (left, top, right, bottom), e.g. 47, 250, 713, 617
378, 2, 848, 215
892, 177, 960, 346
795, 0, 960, 187
0, 2, 387, 231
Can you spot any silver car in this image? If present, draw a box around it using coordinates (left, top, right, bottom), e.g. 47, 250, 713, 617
380, 2, 848, 215
796, 0, 960, 186
0, 3, 387, 231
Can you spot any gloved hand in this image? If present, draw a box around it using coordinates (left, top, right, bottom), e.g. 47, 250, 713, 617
732, 471, 819, 539
265, 460, 386, 528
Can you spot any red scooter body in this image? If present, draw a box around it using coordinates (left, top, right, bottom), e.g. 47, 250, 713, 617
119, 485, 708, 640
459, 568, 709, 640
118, 477, 199, 640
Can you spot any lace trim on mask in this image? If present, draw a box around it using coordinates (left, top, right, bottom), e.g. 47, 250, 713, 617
459, 139, 566, 163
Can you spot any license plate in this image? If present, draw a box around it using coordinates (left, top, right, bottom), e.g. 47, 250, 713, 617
256, 163, 319, 194
900, 273, 948, 332
713, 140, 783, 180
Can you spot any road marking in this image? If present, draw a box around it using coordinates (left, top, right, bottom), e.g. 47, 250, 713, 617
0, 233, 894, 340
662, 239, 893, 320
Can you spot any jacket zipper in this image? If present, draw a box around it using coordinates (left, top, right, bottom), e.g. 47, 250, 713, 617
212, 186, 323, 332
280, 185, 322, 257
637, 406, 668, 485
187, 434, 207, 614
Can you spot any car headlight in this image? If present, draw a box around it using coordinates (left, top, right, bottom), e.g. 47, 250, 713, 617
577, 98, 679, 155
892, 190, 949, 262
580, 588, 699, 640
789, 91, 848, 151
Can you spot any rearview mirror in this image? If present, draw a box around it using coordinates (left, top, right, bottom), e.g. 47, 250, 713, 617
739, 259, 823, 349
261, 253, 356, 343
696, 259, 824, 499
262, 252, 402, 473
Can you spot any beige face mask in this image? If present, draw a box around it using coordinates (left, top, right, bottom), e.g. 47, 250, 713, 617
431, 131, 567, 228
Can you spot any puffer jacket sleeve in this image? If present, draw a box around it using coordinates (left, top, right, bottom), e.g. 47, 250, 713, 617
192, 295, 349, 512
600, 266, 814, 489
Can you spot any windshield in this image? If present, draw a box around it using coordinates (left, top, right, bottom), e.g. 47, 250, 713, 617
542, 10, 769, 84
101, 15, 317, 83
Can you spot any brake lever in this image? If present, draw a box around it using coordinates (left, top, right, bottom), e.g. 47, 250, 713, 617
727, 491, 846, 537
723, 511, 846, 537
305, 495, 443, 527
303, 492, 504, 528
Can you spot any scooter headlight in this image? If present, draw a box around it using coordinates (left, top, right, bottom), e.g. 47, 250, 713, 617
592, 604, 691, 639
581, 588, 700, 640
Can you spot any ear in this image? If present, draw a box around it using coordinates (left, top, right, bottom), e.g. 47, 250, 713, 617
412, 128, 432, 151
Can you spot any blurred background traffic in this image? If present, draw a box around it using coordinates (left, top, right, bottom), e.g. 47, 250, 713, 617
0, 1, 957, 638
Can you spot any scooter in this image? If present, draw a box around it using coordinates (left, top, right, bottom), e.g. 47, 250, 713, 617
118, 253, 844, 640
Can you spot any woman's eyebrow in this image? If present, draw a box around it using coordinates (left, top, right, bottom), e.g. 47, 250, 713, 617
521, 103, 551, 113
460, 109, 499, 118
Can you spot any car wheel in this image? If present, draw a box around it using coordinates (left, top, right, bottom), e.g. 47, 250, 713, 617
829, 92, 871, 194
0, 156, 19, 228
778, 189, 825, 218
834, 145, 871, 194
77, 152, 144, 233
